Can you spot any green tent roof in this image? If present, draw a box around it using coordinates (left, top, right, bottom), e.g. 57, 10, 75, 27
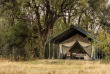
50, 25, 94, 43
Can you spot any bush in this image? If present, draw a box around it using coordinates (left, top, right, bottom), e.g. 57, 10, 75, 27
95, 30, 110, 62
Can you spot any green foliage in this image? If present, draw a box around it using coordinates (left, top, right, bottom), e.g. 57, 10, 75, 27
53, 18, 70, 37
94, 30, 110, 62
2, 21, 30, 60
0, 0, 110, 61
3, 21, 29, 47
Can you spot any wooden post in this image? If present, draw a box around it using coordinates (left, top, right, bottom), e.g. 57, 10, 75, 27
52, 43, 54, 59
58, 44, 60, 59
49, 41, 50, 59
57, 44, 59, 59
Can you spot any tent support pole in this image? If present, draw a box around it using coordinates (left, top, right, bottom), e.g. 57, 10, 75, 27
53, 43, 54, 59
49, 41, 50, 59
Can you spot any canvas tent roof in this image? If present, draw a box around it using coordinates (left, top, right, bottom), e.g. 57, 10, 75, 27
50, 25, 94, 43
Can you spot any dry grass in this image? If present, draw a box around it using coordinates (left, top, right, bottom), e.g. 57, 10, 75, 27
0, 59, 110, 74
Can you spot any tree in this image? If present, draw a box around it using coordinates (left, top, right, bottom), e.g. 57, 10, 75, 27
2, 21, 30, 60
94, 30, 110, 62
0, 0, 110, 59
16, 0, 79, 58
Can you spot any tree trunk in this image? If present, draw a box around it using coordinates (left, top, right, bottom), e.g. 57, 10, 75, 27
13, 47, 19, 61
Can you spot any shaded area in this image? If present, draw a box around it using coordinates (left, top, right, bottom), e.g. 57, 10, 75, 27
69, 41, 86, 54
64, 41, 87, 59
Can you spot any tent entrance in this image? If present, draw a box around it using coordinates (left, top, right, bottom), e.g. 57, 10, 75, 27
66, 41, 87, 59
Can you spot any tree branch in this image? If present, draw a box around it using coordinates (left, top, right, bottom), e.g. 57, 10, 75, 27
34, 5, 42, 37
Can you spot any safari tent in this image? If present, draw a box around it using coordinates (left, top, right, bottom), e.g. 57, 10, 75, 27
47, 25, 96, 60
